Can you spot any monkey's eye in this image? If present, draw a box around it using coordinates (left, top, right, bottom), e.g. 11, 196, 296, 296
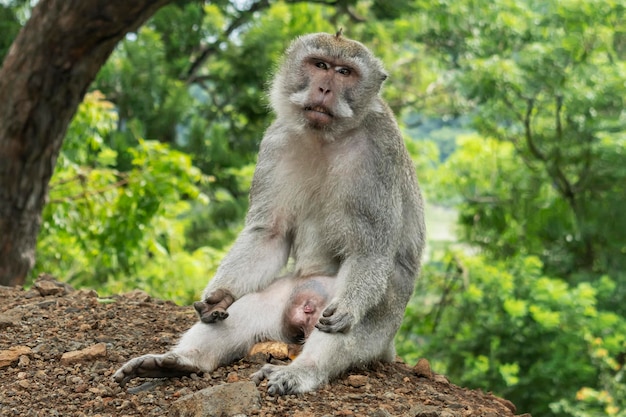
315, 61, 329, 70
336, 67, 351, 76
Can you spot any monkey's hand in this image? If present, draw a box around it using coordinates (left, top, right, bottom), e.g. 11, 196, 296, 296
315, 301, 354, 333
193, 288, 235, 323
113, 353, 200, 388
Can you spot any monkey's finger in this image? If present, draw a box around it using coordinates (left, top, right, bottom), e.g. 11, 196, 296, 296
193, 301, 207, 316
205, 288, 235, 304
210, 309, 229, 321
321, 304, 337, 317
316, 312, 352, 333
197, 306, 228, 323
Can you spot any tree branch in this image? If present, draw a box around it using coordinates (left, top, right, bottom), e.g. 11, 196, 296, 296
185, 0, 271, 82
0, 0, 173, 286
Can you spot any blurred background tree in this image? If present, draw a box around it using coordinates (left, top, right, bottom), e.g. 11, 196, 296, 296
1, 0, 624, 416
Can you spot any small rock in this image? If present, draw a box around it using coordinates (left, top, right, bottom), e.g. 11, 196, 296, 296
226, 371, 239, 383
493, 396, 517, 413
18, 355, 30, 367
17, 380, 31, 389
346, 374, 368, 388
433, 374, 450, 384
72, 288, 99, 298
248, 341, 290, 360
0, 308, 24, 329
75, 384, 89, 393
414, 358, 433, 379
60, 343, 107, 364
293, 411, 317, 417
408, 404, 440, 417
368, 409, 392, 417
169, 381, 261, 417
34, 279, 67, 296
0, 346, 32, 368
121, 289, 151, 302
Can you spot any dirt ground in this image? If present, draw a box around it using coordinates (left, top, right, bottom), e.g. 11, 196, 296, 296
0, 276, 525, 417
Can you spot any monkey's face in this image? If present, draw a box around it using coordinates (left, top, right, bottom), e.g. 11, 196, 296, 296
296, 56, 359, 129
270, 33, 388, 136
282, 291, 326, 344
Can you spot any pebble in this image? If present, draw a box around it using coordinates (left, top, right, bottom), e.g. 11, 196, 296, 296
60, 343, 107, 364
17, 379, 31, 389
18, 355, 30, 367
414, 358, 433, 379
346, 374, 368, 388
0, 346, 32, 368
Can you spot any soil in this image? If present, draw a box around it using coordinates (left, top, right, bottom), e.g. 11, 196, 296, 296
0, 276, 525, 417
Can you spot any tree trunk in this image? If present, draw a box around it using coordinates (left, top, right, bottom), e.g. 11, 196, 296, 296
0, 0, 172, 287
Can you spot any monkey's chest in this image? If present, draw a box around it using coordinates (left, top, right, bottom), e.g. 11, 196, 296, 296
289, 209, 342, 277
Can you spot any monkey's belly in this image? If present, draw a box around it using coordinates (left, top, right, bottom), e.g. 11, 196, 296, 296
292, 259, 338, 278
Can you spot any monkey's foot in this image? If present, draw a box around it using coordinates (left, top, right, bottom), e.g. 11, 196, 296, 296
251, 364, 321, 395
193, 288, 235, 323
113, 353, 200, 387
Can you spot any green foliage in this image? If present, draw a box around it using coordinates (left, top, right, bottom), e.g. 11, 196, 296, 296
415, 0, 626, 282
96, 27, 193, 144
399, 253, 626, 416
0, 0, 30, 64
33, 92, 221, 303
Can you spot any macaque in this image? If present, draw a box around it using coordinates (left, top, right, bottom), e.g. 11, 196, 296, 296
114, 31, 425, 395
282, 277, 333, 344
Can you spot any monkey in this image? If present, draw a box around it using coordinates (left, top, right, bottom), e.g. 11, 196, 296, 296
282, 277, 333, 344
113, 31, 426, 395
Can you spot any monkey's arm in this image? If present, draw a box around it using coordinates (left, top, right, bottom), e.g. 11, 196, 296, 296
197, 145, 291, 322
195, 227, 289, 323
317, 135, 414, 334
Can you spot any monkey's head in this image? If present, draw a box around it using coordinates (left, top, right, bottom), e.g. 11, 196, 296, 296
270, 32, 388, 137
282, 290, 326, 344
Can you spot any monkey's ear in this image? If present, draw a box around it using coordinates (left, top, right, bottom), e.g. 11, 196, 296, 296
335, 28, 343, 38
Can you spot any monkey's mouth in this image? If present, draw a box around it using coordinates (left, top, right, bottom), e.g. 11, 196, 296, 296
304, 105, 333, 126
305, 105, 332, 116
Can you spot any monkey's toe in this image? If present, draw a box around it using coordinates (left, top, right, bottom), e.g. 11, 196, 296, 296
251, 363, 278, 386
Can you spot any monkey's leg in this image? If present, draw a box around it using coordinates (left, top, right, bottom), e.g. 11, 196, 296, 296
113, 352, 200, 387
252, 311, 399, 395
114, 277, 296, 387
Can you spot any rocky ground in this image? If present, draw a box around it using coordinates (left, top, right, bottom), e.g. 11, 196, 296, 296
0, 276, 528, 417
